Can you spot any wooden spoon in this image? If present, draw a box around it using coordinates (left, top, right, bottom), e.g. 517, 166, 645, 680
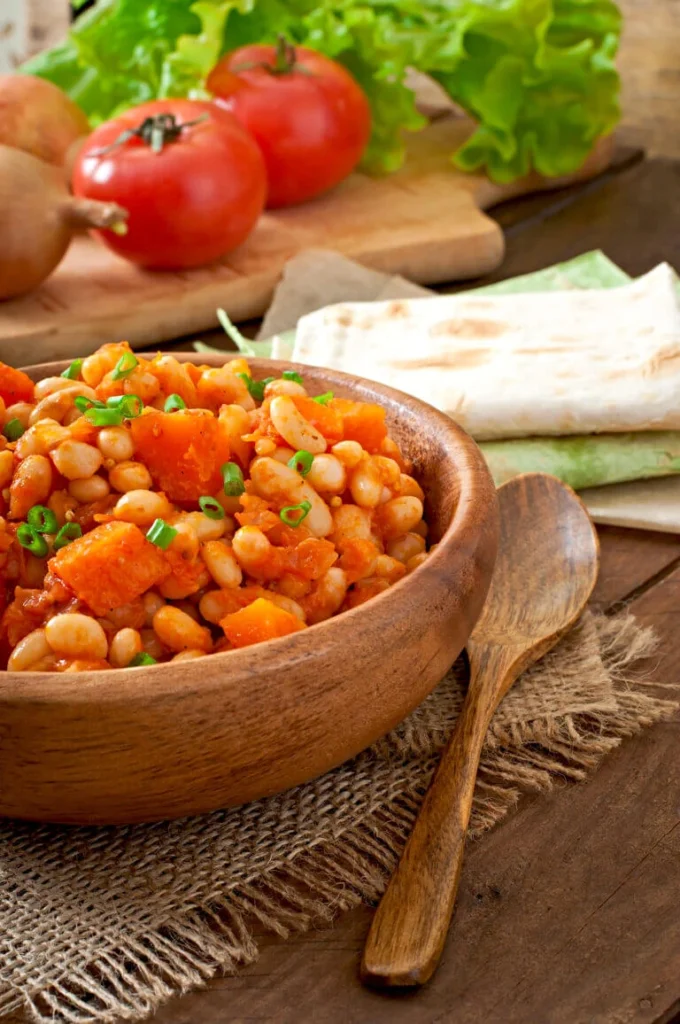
361, 473, 599, 989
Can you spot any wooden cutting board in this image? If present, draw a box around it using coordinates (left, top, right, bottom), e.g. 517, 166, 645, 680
0, 114, 612, 363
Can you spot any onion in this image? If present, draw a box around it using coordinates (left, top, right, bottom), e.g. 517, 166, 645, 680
0, 145, 128, 301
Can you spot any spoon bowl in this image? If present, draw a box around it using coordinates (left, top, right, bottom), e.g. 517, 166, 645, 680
362, 473, 599, 988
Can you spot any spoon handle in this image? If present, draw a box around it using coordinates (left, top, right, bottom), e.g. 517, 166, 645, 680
361, 646, 509, 989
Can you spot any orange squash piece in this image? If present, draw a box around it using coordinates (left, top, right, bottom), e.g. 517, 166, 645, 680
0, 362, 34, 406
332, 398, 387, 453
130, 409, 231, 502
291, 395, 344, 442
49, 521, 170, 615
220, 597, 305, 648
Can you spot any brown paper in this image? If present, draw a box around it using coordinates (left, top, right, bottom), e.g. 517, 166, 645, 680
259, 249, 680, 534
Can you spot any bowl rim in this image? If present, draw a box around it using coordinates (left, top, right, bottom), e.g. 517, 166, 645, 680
0, 354, 496, 704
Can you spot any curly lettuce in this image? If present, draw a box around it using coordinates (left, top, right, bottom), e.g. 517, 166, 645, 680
22, 0, 621, 183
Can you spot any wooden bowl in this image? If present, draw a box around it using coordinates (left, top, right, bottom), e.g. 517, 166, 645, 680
0, 356, 499, 824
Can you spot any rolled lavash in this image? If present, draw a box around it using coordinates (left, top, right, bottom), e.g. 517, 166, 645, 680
284, 263, 680, 442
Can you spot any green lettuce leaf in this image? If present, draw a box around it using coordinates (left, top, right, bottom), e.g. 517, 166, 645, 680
22, 0, 621, 182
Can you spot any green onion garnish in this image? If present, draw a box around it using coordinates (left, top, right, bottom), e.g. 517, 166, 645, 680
3, 418, 25, 441
146, 518, 178, 549
27, 505, 58, 535
313, 391, 334, 405
282, 370, 303, 384
287, 450, 313, 477
221, 461, 245, 497
85, 407, 125, 427
279, 500, 312, 527
129, 652, 157, 667
74, 396, 105, 414
106, 394, 143, 418
16, 524, 48, 557
111, 352, 138, 381
53, 522, 83, 551
199, 496, 225, 520
61, 359, 83, 380
236, 373, 276, 403
164, 394, 186, 413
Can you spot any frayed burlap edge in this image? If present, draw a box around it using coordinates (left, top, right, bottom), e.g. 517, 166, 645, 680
2, 613, 677, 1024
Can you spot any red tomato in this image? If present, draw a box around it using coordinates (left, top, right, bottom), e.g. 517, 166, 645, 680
72, 99, 266, 269
207, 40, 371, 208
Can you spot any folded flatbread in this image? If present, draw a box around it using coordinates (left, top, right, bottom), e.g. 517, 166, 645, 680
285, 264, 680, 440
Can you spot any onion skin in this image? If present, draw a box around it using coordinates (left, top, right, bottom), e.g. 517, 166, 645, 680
0, 74, 90, 167
0, 145, 127, 302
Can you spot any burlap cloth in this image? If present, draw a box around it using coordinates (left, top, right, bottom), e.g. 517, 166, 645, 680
0, 611, 677, 1024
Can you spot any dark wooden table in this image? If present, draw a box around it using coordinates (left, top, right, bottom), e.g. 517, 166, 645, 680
7, 149, 680, 1024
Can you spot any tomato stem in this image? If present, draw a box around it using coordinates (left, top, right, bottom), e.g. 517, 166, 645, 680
272, 34, 297, 75
92, 113, 210, 157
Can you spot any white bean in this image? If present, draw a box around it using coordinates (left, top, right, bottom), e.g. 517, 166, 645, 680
109, 461, 152, 492
15, 420, 71, 458
97, 426, 135, 463
45, 613, 108, 660
378, 496, 424, 539
6, 402, 35, 429
109, 628, 143, 668
34, 377, 84, 401
9, 454, 52, 520
199, 590, 237, 625
249, 457, 332, 538
181, 511, 226, 542
171, 649, 206, 662
406, 552, 429, 573
331, 440, 364, 469
202, 540, 243, 589
306, 454, 346, 495
29, 385, 95, 426
387, 532, 426, 564
232, 525, 272, 575
140, 628, 165, 660
399, 474, 425, 501
153, 606, 212, 653
372, 554, 407, 583
51, 440, 103, 481
113, 489, 171, 526
304, 567, 348, 625
7, 628, 51, 672
269, 395, 327, 454
68, 475, 111, 503
264, 379, 307, 398
349, 457, 383, 508
142, 591, 165, 626
330, 503, 372, 544
0, 450, 14, 489
271, 446, 295, 465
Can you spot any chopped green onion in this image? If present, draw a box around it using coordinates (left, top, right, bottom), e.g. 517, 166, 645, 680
146, 518, 178, 550
53, 522, 83, 551
107, 394, 143, 418
85, 407, 124, 427
282, 370, 303, 384
279, 500, 312, 527
129, 652, 157, 667
313, 391, 334, 405
27, 505, 58, 535
74, 395, 105, 413
287, 450, 314, 477
111, 352, 138, 381
199, 496, 225, 520
164, 393, 186, 413
61, 359, 83, 380
3, 418, 25, 441
16, 524, 48, 557
237, 373, 276, 402
222, 461, 245, 497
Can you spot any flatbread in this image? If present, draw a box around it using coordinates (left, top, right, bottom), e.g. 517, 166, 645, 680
289, 264, 680, 440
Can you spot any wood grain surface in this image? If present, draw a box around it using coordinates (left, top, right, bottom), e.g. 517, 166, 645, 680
362, 475, 599, 988
0, 357, 499, 826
